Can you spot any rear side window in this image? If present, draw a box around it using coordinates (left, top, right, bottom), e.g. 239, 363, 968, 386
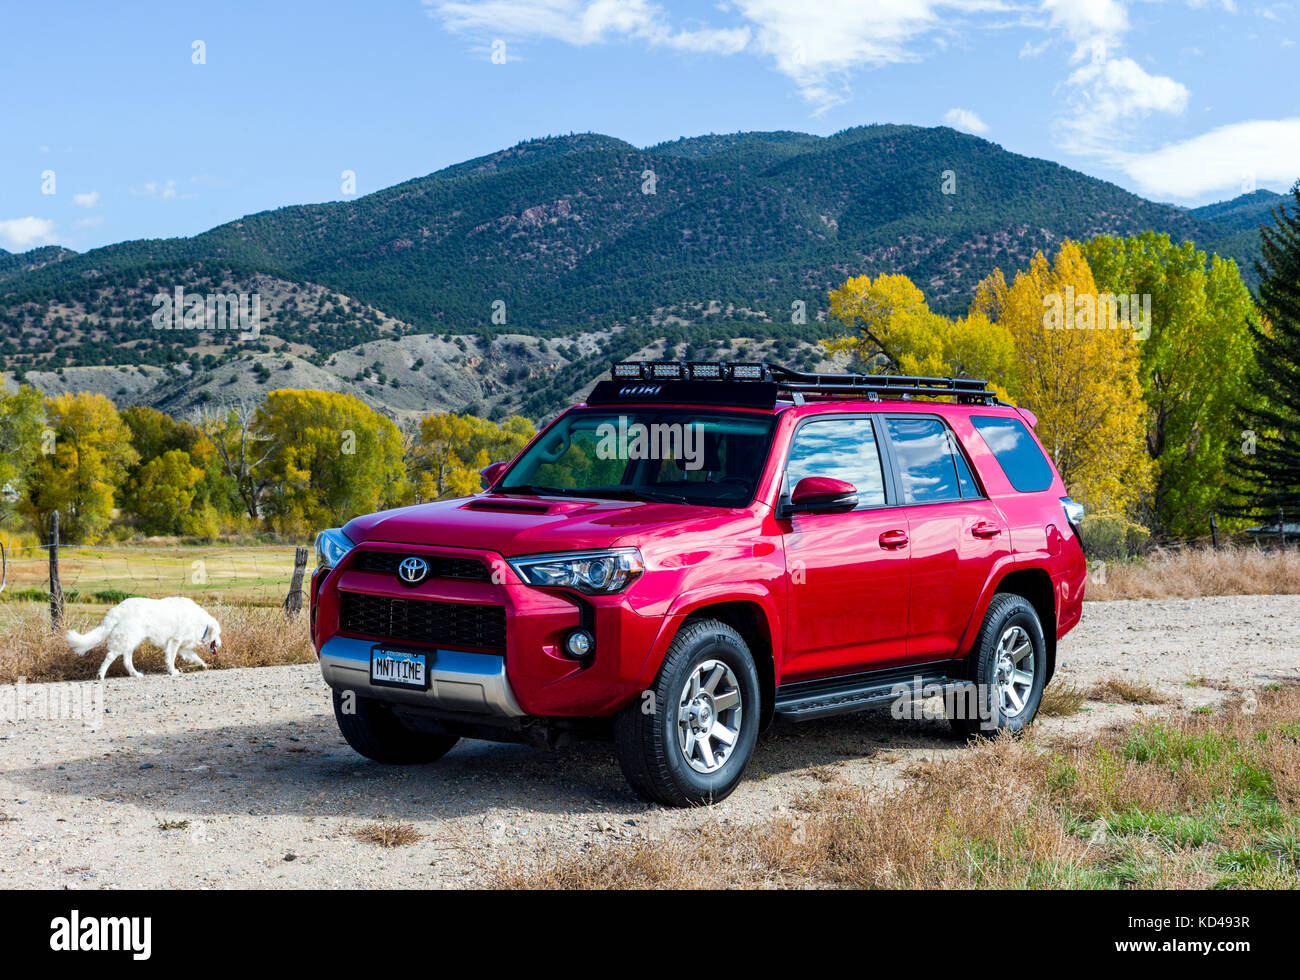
785, 416, 887, 507
971, 416, 1054, 492
885, 417, 977, 504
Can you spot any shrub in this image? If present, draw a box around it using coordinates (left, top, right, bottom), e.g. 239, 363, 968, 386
1080, 512, 1150, 560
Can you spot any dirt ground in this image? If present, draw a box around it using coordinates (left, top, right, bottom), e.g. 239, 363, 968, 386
2, 594, 1297, 888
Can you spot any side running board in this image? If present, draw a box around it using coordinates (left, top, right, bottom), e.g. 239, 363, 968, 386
774, 663, 968, 722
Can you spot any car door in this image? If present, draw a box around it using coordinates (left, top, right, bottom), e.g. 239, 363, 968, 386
779, 414, 911, 682
882, 415, 1009, 663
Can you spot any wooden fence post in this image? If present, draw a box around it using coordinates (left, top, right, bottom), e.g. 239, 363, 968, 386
284, 546, 308, 619
49, 510, 64, 630
1209, 514, 1219, 550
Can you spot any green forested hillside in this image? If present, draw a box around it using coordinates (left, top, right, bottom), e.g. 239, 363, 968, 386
1190, 189, 1286, 231
0, 126, 1283, 406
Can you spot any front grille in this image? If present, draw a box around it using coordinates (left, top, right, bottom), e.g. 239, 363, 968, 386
351, 550, 490, 582
338, 591, 507, 649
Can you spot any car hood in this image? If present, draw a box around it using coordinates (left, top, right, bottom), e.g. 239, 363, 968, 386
343, 493, 734, 557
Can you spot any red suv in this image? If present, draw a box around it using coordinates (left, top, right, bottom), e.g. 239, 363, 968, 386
310, 362, 1087, 806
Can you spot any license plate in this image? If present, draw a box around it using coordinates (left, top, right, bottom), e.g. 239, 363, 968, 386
370, 647, 429, 689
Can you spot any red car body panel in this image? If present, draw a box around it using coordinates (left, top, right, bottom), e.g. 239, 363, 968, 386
311, 394, 1086, 721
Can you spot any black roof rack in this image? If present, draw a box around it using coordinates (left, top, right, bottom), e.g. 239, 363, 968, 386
606, 361, 1004, 406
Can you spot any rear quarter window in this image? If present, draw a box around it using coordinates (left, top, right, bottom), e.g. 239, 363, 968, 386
970, 416, 1054, 493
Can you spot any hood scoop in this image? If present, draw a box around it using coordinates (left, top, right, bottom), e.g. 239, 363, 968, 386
463, 496, 599, 516
462, 498, 553, 515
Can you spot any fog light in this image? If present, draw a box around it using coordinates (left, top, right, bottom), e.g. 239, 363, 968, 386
564, 628, 594, 658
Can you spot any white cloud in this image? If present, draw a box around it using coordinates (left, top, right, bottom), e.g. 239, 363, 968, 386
690, 0, 1016, 111
72, 191, 100, 208
944, 107, 990, 133
1063, 55, 1189, 136
0, 217, 58, 251
428, 0, 1012, 111
1042, 0, 1129, 59
1116, 117, 1300, 198
134, 179, 179, 200
431, 0, 750, 53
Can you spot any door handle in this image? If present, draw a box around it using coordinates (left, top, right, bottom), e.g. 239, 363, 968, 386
879, 529, 909, 549
971, 521, 1002, 539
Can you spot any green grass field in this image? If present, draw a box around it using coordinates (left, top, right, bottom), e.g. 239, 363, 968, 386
1, 544, 312, 607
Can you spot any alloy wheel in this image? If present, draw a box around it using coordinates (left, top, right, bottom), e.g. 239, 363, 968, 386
677, 659, 743, 774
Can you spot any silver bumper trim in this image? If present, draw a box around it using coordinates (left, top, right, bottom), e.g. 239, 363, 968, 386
319, 636, 525, 717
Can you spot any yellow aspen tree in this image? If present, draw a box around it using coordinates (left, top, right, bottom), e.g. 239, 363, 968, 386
978, 241, 1152, 516
824, 272, 1016, 399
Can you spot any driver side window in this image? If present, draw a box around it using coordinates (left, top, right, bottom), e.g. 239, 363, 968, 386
785, 417, 888, 508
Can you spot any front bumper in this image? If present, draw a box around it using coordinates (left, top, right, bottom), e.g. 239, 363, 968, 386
311, 542, 669, 718
319, 635, 525, 717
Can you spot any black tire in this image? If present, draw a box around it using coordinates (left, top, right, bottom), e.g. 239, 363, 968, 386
332, 690, 459, 764
614, 619, 761, 807
949, 593, 1048, 738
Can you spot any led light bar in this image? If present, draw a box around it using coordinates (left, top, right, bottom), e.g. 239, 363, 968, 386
687, 361, 722, 380
728, 362, 766, 381
609, 360, 774, 382
612, 362, 645, 380
649, 362, 683, 380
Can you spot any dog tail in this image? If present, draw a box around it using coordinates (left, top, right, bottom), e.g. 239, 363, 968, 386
66, 623, 109, 655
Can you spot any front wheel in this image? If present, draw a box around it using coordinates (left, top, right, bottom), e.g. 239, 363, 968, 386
332, 690, 460, 764
614, 619, 760, 807
950, 593, 1048, 737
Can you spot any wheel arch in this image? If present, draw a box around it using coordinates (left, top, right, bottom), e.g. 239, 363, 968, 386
670, 598, 778, 732
987, 567, 1058, 680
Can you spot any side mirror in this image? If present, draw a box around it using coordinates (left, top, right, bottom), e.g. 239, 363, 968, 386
786, 476, 858, 515
480, 461, 508, 489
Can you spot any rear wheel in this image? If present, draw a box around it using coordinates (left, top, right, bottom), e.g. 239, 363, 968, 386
332, 690, 460, 764
614, 619, 760, 807
950, 593, 1047, 737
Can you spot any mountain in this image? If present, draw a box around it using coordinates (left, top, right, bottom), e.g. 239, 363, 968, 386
1190, 189, 1286, 232
1, 125, 1290, 420
1186, 189, 1287, 281
0, 245, 76, 284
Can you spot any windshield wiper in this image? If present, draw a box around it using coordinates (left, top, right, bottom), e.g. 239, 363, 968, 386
503, 484, 693, 504
498, 484, 587, 497
600, 487, 693, 505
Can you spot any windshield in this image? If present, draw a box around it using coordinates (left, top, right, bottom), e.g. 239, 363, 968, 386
500, 408, 779, 508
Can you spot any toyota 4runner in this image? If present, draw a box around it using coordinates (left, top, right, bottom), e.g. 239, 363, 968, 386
310, 362, 1087, 806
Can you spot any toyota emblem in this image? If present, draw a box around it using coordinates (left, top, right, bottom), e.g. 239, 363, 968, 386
397, 557, 429, 584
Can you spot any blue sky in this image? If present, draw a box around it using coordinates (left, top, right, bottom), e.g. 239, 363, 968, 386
2, 0, 1297, 253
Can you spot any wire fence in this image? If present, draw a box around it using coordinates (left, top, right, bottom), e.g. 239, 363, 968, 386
0, 543, 314, 608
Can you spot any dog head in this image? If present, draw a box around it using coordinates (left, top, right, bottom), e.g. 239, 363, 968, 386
202, 619, 222, 656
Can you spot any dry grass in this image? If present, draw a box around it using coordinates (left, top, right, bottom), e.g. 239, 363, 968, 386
1039, 680, 1089, 716
491, 685, 1300, 889
0, 543, 305, 606
354, 821, 424, 848
0, 601, 314, 684
1088, 676, 1170, 705
1087, 544, 1300, 600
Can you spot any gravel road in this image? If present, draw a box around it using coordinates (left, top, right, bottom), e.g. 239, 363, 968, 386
3, 595, 1297, 888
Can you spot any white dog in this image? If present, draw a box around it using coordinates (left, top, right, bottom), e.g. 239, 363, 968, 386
66, 597, 222, 680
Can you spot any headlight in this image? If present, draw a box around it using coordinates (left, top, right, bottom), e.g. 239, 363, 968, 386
508, 548, 644, 595
315, 528, 355, 569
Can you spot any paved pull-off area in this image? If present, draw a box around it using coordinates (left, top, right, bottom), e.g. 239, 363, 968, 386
2, 595, 1297, 888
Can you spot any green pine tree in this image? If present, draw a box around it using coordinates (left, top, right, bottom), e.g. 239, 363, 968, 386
1230, 182, 1300, 519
